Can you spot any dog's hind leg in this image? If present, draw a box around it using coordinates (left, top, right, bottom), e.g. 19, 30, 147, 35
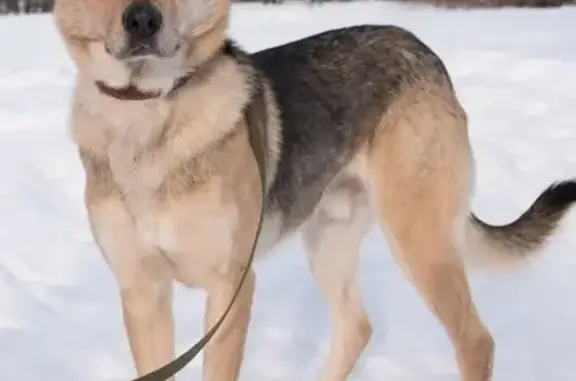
302, 174, 373, 381
368, 87, 493, 381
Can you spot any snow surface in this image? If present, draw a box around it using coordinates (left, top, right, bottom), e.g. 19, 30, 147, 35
1, 2, 576, 380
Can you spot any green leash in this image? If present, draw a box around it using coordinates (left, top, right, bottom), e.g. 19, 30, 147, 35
131, 87, 268, 381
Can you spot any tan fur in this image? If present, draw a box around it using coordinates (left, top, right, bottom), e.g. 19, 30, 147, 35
366, 82, 493, 381
53, 1, 547, 380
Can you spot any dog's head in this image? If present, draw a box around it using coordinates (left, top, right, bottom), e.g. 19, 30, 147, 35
53, 0, 229, 94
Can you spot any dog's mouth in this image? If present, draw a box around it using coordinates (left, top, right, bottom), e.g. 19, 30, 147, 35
106, 40, 181, 61
123, 41, 163, 60
106, 42, 182, 62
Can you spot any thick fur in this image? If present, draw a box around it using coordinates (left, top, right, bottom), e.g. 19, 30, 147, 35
53, 1, 576, 381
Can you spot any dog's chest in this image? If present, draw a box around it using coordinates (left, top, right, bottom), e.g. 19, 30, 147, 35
89, 98, 171, 191
107, 138, 167, 199
131, 194, 238, 265
77, 85, 257, 278
116, 175, 239, 275
106, 140, 238, 271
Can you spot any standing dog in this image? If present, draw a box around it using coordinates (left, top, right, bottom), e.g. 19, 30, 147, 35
53, 1, 576, 380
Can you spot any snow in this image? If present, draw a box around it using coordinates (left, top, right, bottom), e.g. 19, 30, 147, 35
1, 2, 576, 380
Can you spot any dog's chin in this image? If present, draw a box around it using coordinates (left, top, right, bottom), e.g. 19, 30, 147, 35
110, 42, 182, 63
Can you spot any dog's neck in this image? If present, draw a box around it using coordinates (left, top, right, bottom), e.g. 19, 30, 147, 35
95, 43, 229, 101
95, 75, 192, 101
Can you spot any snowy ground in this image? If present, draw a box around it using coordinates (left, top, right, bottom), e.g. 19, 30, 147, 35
1, 2, 576, 380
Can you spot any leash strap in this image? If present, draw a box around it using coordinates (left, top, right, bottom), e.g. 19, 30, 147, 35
130, 85, 268, 381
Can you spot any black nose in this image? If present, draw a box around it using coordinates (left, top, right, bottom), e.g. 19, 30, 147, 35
122, 2, 162, 40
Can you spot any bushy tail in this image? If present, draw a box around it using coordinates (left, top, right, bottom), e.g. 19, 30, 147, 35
461, 180, 576, 269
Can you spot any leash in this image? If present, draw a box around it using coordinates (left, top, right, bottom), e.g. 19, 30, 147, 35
130, 86, 268, 381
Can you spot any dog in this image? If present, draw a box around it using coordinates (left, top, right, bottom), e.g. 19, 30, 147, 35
52, 0, 576, 380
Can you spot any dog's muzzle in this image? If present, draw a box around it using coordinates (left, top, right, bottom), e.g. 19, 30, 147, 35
121, 1, 163, 58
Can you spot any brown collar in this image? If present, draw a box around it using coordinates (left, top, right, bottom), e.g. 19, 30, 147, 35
95, 74, 192, 101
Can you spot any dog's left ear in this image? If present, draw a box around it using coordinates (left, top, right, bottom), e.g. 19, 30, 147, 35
178, 0, 230, 68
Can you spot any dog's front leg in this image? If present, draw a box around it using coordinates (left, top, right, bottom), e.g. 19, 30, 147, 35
121, 270, 174, 377
87, 195, 175, 379
202, 268, 256, 381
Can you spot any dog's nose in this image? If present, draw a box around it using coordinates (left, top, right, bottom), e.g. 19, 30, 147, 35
122, 2, 162, 40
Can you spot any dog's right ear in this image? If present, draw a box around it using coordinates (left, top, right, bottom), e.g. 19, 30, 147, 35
53, 0, 92, 73
53, 0, 127, 77
54, 0, 105, 40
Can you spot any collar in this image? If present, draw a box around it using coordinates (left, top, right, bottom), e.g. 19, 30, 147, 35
95, 75, 192, 101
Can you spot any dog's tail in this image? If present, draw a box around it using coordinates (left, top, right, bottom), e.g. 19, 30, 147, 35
459, 180, 576, 269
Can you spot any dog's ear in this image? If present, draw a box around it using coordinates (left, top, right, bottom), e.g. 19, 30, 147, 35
53, 0, 119, 65
54, 0, 109, 39
177, 0, 230, 68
